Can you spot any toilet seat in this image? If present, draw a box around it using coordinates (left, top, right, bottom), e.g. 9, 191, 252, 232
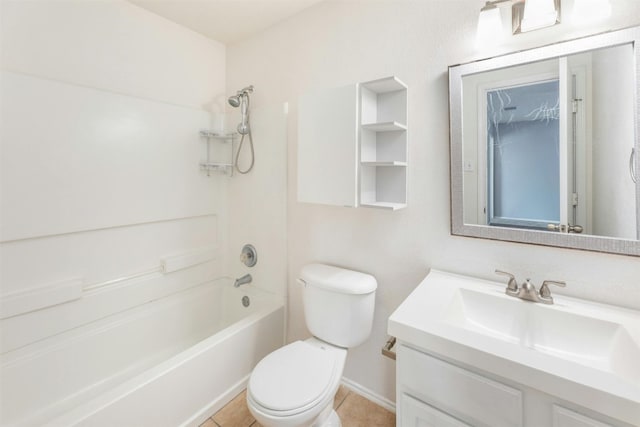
248, 340, 341, 417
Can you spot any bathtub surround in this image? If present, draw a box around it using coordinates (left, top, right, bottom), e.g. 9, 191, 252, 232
1, 0, 241, 425
1, 1, 293, 424
226, 0, 640, 408
1, 0, 227, 317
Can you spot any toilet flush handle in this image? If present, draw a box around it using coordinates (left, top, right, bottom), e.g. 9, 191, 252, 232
296, 278, 307, 286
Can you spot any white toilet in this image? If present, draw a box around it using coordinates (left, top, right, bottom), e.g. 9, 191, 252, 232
247, 263, 377, 427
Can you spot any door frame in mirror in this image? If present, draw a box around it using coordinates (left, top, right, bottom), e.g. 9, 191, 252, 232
449, 26, 640, 256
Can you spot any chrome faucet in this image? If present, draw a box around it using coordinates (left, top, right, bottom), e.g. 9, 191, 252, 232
234, 274, 252, 288
495, 270, 565, 305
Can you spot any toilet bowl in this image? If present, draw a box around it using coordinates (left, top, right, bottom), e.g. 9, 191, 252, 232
246, 264, 377, 427
247, 338, 347, 427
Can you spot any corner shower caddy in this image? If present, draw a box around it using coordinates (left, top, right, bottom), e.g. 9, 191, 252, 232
199, 130, 236, 176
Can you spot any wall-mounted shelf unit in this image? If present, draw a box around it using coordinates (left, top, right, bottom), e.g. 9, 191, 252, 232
359, 76, 408, 210
199, 130, 236, 176
297, 75, 408, 210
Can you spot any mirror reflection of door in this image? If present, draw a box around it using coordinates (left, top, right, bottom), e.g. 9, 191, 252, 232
484, 79, 561, 230
457, 36, 640, 247
481, 64, 589, 234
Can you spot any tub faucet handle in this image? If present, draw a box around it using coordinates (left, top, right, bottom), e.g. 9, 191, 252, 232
240, 244, 257, 267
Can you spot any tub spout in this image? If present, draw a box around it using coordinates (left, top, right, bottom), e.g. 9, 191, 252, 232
234, 274, 252, 288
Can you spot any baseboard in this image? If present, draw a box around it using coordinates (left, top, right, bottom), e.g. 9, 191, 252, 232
340, 377, 396, 414
181, 375, 249, 427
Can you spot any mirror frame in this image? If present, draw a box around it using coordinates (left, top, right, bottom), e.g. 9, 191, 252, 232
449, 26, 640, 257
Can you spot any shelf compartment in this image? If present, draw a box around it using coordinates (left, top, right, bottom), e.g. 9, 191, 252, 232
361, 128, 407, 163
361, 121, 407, 132
360, 164, 407, 210
361, 77, 408, 126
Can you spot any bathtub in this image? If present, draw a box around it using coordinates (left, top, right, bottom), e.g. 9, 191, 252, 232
0, 280, 284, 426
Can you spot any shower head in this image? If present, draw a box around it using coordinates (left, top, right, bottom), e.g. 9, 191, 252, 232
228, 95, 242, 108
228, 85, 254, 108
228, 85, 254, 135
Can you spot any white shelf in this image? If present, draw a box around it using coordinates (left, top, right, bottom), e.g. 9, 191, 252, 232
359, 76, 408, 210
199, 130, 236, 141
361, 76, 407, 94
361, 161, 407, 167
359, 202, 407, 210
361, 121, 407, 132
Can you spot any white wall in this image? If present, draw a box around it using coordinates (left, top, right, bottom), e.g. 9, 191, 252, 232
226, 0, 640, 405
0, 0, 227, 353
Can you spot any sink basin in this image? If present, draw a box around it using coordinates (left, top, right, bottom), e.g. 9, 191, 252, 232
444, 287, 640, 382
388, 269, 640, 424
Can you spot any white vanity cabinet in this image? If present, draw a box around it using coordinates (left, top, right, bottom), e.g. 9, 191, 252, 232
388, 270, 640, 427
396, 344, 633, 427
297, 76, 408, 209
397, 344, 522, 427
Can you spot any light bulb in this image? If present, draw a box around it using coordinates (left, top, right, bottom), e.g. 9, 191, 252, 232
520, 0, 558, 32
476, 3, 504, 47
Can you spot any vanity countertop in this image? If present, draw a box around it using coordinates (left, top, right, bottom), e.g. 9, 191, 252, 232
388, 269, 640, 425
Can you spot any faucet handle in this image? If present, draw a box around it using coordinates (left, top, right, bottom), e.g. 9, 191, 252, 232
495, 270, 519, 295
539, 280, 566, 303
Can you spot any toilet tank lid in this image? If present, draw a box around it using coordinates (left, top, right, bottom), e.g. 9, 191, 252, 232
300, 264, 377, 295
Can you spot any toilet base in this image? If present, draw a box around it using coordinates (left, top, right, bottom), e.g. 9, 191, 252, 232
309, 403, 341, 427
319, 410, 341, 427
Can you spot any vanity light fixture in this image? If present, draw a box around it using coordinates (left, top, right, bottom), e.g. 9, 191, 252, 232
519, 0, 560, 32
476, 1, 505, 45
476, 0, 560, 45
477, 0, 602, 45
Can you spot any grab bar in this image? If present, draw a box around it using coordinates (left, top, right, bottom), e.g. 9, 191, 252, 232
631, 147, 637, 184
381, 336, 397, 360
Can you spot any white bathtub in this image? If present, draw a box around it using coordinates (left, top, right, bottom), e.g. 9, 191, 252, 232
0, 281, 284, 426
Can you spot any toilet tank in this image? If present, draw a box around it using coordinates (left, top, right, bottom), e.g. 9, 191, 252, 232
299, 264, 377, 348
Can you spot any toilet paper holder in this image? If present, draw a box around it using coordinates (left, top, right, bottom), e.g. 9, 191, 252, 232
381, 336, 396, 360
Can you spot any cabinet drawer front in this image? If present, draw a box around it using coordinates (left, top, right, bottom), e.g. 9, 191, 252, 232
553, 405, 614, 427
398, 345, 523, 427
401, 393, 471, 427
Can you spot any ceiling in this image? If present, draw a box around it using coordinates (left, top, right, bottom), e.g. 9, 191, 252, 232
128, 0, 324, 44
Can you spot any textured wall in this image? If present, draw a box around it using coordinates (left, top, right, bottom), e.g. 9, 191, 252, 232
227, 0, 640, 404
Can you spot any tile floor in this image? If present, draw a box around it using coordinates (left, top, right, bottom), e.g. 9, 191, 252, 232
199, 385, 395, 427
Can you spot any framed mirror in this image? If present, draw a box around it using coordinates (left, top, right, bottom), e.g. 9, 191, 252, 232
449, 26, 640, 256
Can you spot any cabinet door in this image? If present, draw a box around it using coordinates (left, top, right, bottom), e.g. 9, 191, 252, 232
398, 345, 523, 427
401, 394, 471, 427
297, 84, 358, 207
552, 406, 614, 427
